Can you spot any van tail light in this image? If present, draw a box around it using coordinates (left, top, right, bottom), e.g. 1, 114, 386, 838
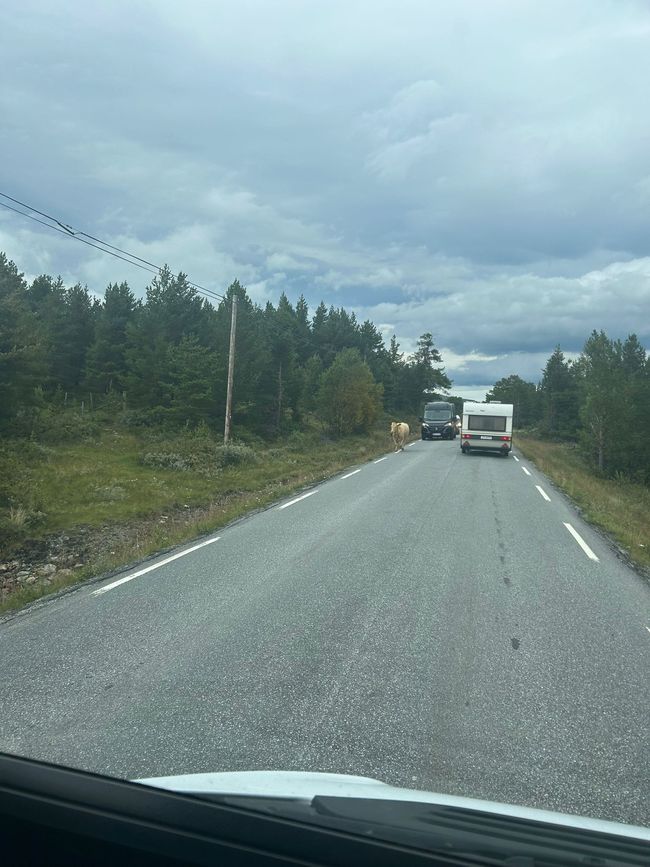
501, 436, 511, 441
462, 434, 471, 439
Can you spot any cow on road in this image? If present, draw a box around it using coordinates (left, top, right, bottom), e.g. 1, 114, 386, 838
390, 421, 410, 451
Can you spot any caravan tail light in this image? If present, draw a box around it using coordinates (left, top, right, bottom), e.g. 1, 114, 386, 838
462, 434, 471, 439
500, 436, 511, 441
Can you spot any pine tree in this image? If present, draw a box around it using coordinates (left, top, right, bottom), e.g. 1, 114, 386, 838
0, 255, 46, 429
539, 346, 578, 438
401, 333, 451, 412
165, 335, 218, 427
85, 282, 137, 394
48, 283, 96, 393
577, 331, 622, 472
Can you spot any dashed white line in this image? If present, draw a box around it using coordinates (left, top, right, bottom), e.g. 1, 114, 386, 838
278, 490, 318, 510
645, 626, 650, 635
92, 535, 221, 596
341, 469, 361, 479
513, 455, 520, 462
407, 442, 417, 447
374, 456, 388, 464
563, 523, 599, 562
521, 466, 531, 476
535, 485, 551, 502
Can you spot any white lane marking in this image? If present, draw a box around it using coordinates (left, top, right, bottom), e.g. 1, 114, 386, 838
645, 626, 650, 634
341, 469, 361, 479
513, 455, 520, 462
535, 485, 551, 502
278, 490, 318, 510
563, 523, 600, 562
521, 466, 531, 476
407, 442, 417, 447
374, 456, 388, 463
93, 536, 221, 596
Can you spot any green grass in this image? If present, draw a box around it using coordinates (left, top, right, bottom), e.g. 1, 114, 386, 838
516, 435, 650, 572
1, 419, 415, 613
15, 431, 220, 530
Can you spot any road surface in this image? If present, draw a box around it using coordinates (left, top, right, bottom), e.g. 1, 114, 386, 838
1, 440, 649, 826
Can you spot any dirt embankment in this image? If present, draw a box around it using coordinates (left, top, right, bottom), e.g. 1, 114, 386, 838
0, 497, 244, 604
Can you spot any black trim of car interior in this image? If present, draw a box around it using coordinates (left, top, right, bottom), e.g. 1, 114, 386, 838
0, 753, 647, 866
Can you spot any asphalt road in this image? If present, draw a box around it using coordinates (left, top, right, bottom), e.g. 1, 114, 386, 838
1, 440, 649, 827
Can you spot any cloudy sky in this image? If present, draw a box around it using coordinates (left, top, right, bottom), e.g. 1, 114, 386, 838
1, 0, 649, 399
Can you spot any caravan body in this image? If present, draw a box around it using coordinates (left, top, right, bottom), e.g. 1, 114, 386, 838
461, 402, 513, 456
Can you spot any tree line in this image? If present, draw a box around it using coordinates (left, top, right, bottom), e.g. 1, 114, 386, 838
486, 335, 650, 481
0, 252, 452, 439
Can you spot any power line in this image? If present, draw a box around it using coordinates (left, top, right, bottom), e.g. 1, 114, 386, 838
0, 200, 161, 278
0, 200, 88, 242
0, 191, 226, 302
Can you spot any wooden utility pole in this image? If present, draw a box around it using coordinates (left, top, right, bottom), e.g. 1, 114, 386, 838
223, 295, 238, 445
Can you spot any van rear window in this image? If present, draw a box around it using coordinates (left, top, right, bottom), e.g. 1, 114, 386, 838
467, 415, 507, 432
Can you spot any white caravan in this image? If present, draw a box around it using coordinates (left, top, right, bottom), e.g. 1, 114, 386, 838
461, 402, 513, 457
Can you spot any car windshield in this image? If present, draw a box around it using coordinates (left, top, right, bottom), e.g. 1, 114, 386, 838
0, 0, 648, 841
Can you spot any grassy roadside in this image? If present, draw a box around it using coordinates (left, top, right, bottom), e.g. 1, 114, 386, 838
516, 435, 650, 573
1, 420, 415, 614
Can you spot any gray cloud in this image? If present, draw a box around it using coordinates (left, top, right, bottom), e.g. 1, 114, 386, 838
1, 0, 649, 388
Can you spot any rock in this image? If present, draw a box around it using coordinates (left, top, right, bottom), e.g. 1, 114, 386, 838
17, 570, 30, 579
74, 563, 84, 569
0, 563, 8, 572
39, 564, 57, 577
26, 575, 37, 584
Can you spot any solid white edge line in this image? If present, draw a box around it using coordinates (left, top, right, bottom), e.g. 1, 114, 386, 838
373, 456, 388, 463
341, 469, 362, 479
277, 489, 318, 510
563, 523, 599, 562
513, 455, 520, 462
93, 535, 221, 596
521, 466, 531, 476
535, 485, 551, 502
407, 442, 416, 447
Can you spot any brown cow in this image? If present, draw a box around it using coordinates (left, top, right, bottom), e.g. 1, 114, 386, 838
390, 421, 410, 451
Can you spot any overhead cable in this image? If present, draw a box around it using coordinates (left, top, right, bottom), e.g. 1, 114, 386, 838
0, 192, 226, 302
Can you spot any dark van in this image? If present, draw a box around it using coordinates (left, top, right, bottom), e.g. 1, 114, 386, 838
420, 401, 457, 440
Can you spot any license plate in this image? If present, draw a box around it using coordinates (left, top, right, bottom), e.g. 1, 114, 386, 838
480, 435, 492, 440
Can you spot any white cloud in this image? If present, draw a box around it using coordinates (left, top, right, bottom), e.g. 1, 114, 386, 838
265, 252, 316, 272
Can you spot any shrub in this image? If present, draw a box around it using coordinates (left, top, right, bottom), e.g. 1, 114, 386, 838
16, 406, 101, 444
215, 444, 258, 467
140, 452, 206, 473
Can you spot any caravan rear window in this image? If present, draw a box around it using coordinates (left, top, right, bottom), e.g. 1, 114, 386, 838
467, 415, 507, 432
